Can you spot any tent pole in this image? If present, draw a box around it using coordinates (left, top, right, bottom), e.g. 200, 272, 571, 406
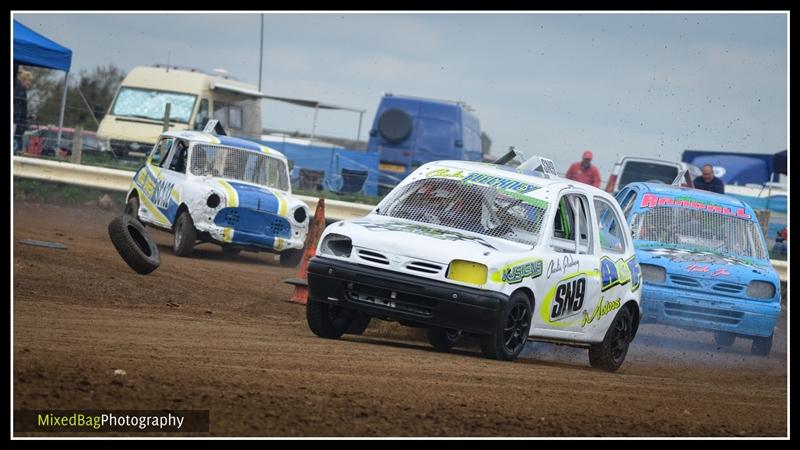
310, 103, 319, 142
357, 111, 363, 143
56, 71, 69, 150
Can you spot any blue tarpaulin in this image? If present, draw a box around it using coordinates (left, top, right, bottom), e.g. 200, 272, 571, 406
249, 139, 380, 196
13, 20, 72, 72
681, 149, 786, 184
688, 154, 769, 185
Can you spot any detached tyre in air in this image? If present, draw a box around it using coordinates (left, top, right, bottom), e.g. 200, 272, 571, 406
108, 215, 160, 275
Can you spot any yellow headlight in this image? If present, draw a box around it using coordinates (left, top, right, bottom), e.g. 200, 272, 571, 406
447, 260, 488, 285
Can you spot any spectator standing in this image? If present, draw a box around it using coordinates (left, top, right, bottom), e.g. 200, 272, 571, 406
693, 164, 725, 194
773, 227, 787, 258
14, 69, 34, 154
565, 150, 602, 188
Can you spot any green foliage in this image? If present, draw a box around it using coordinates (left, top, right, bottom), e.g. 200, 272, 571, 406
24, 64, 125, 132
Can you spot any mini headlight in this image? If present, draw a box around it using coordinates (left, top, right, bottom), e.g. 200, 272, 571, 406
447, 260, 488, 285
320, 234, 352, 258
207, 193, 221, 208
746, 281, 776, 299
293, 206, 308, 224
640, 264, 666, 284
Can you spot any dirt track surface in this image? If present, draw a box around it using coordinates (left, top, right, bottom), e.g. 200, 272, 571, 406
13, 201, 788, 437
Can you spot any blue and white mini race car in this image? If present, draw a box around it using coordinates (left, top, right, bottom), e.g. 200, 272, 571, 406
616, 182, 781, 355
124, 125, 310, 267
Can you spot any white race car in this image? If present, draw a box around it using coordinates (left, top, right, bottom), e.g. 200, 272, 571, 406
124, 124, 310, 266
306, 154, 642, 371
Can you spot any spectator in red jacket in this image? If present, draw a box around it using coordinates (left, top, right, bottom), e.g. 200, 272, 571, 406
565, 150, 602, 188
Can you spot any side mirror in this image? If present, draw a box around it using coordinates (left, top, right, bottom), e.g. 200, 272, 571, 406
369, 129, 377, 137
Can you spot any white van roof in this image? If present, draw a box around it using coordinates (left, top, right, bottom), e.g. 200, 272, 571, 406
121, 65, 261, 97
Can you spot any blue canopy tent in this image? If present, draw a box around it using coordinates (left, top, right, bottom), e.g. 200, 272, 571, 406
13, 19, 73, 149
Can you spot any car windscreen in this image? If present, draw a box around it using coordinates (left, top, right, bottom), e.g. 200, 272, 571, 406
631, 206, 768, 260
190, 144, 289, 191
619, 161, 679, 187
111, 87, 197, 124
377, 178, 548, 246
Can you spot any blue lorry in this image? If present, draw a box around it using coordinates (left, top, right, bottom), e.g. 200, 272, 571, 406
367, 94, 482, 196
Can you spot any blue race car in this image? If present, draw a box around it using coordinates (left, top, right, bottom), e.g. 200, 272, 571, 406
615, 182, 781, 356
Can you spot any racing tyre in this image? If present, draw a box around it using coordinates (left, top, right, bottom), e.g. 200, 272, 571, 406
480, 292, 531, 361
124, 196, 141, 221
280, 248, 304, 267
427, 328, 463, 351
173, 211, 196, 257
714, 331, 736, 347
108, 215, 160, 275
221, 246, 241, 258
346, 312, 372, 335
589, 307, 633, 372
306, 299, 353, 339
751, 333, 773, 356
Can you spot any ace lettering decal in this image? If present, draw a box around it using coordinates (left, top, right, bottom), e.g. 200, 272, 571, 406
600, 256, 641, 293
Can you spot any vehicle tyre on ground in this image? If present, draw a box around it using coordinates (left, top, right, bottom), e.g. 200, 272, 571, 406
280, 248, 304, 267
589, 306, 633, 372
124, 196, 140, 221
480, 291, 532, 361
306, 299, 354, 339
173, 211, 196, 257
108, 215, 160, 275
427, 328, 463, 351
346, 312, 372, 335
714, 331, 736, 347
221, 246, 241, 258
751, 332, 773, 356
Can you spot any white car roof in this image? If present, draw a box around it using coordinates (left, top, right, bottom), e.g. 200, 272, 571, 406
420, 160, 615, 202
159, 130, 288, 161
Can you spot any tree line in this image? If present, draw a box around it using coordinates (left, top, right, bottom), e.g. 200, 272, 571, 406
23, 64, 125, 132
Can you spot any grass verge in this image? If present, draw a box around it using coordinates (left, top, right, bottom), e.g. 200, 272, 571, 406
14, 177, 126, 209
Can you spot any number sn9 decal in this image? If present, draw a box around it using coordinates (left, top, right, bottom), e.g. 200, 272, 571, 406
550, 277, 586, 321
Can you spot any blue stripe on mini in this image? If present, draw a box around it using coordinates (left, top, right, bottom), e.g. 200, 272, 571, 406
227, 182, 280, 214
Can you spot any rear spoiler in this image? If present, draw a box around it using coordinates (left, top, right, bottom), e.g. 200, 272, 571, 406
495, 146, 559, 178
202, 119, 227, 136
672, 168, 695, 188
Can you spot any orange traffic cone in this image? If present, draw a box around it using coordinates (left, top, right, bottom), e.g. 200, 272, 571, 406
285, 198, 326, 305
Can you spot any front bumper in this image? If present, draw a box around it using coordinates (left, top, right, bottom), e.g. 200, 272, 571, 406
641, 284, 781, 337
307, 257, 509, 335
196, 207, 306, 251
